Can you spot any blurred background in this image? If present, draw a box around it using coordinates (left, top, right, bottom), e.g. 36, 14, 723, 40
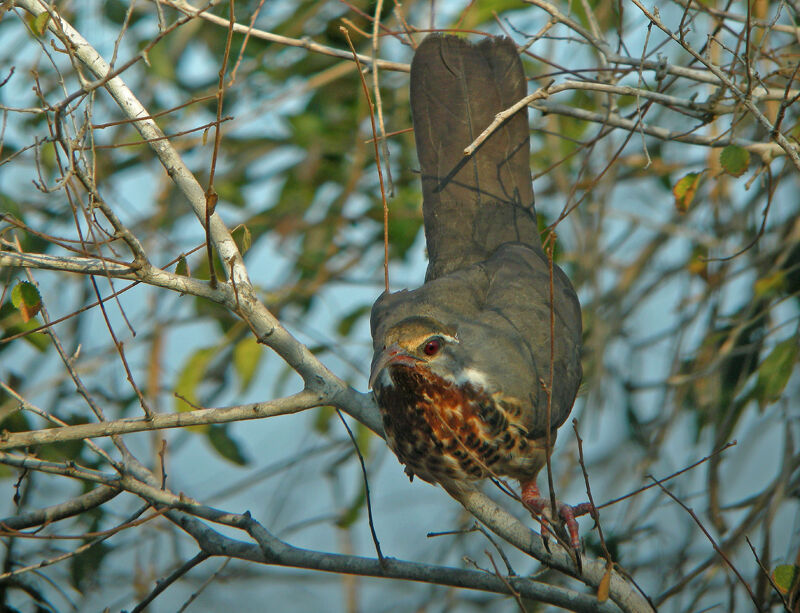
0, 0, 799, 611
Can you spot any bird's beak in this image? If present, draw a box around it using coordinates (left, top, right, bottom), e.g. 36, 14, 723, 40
369, 343, 420, 389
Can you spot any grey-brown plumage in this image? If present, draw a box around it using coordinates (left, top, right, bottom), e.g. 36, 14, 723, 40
411, 34, 541, 282
370, 35, 582, 513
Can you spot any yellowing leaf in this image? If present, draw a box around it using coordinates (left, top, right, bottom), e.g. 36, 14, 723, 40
173, 347, 217, 430
314, 406, 335, 435
31, 12, 50, 36
754, 270, 785, 297
720, 145, 750, 177
11, 281, 42, 323
688, 246, 708, 280
0, 302, 48, 351
673, 172, 702, 213
597, 565, 612, 602
233, 336, 261, 391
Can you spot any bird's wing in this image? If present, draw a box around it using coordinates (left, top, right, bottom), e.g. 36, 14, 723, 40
471, 244, 582, 435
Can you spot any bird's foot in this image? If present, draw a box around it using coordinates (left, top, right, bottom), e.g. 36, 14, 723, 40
520, 481, 595, 557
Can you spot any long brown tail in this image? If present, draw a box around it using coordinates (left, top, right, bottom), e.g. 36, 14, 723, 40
410, 34, 541, 282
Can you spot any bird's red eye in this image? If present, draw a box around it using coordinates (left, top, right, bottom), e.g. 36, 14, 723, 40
423, 337, 442, 356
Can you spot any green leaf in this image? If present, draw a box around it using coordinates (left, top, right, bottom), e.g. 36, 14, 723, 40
314, 405, 335, 435
720, 145, 750, 177
0, 407, 31, 434
38, 414, 89, 462
215, 179, 246, 208
0, 301, 48, 352
207, 424, 248, 465
772, 564, 799, 594
232, 224, 252, 255
754, 270, 785, 298
336, 483, 366, 528
144, 38, 176, 80
11, 281, 42, 322
175, 255, 188, 277
336, 305, 370, 337
673, 172, 702, 213
173, 347, 217, 427
355, 422, 372, 455
11, 281, 40, 308
31, 11, 50, 36
70, 542, 110, 590
687, 245, 709, 280
754, 337, 798, 408
233, 336, 261, 391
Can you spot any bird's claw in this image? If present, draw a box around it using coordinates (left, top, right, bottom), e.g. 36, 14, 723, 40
558, 501, 595, 550
521, 482, 595, 569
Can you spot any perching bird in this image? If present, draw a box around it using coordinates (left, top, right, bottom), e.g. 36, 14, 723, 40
369, 35, 587, 550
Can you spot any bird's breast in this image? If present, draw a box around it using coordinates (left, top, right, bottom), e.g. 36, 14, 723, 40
374, 364, 546, 485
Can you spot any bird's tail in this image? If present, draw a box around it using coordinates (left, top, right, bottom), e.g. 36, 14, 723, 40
410, 34, 541, 282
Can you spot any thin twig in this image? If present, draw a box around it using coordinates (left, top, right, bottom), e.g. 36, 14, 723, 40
335, 409, 384, 564
339, 26, 391, 292
745, 537, 791, 611
649, 474, 762, 611
597, 441, 737, 510
131, 551, 212, 613
204, 0, 236, 290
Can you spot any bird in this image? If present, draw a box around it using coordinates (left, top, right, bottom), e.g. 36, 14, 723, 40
369, 34, 588, 553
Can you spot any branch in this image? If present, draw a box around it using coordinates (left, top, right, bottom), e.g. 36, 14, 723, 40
445, 487, 655, 612
0, 453, 119, 487
0, 255, 382, 435
82, 454, 609, 613
0, 391, 323, 450
671, 0, 800, 36
6, 6, 381, 442
649, 475, 761, 610
627, 0, 800, 171
0, 486, 120, 530
525, 0, 798, 100
14, 2, 385, 436
160, 0, 410, 73
0, 251, 225, 302
0, 251, 135, 276
16, 0, 249, 287
529, 100, 786, 158
464, 81, 792, 160
166, 508, 622, 613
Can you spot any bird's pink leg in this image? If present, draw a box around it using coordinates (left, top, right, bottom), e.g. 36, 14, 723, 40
520, 481, 594, 552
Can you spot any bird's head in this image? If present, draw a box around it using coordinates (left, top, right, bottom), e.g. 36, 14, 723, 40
369, 316, 459, 389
